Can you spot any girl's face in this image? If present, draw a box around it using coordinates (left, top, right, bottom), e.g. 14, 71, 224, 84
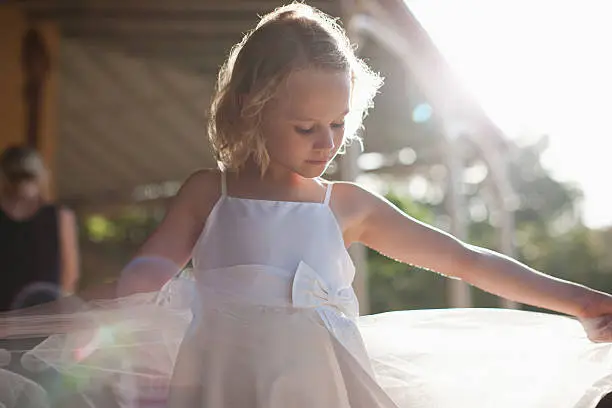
260, 68, 351, 179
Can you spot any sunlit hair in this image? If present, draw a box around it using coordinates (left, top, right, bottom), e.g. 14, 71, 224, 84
208, 2, 383, 173
0, 145, 49, 200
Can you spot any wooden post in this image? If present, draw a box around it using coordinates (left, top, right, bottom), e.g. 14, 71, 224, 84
474, 134, 519, 309
22, 27, 51, 149
339, 0, 371, 315
1, 6, 58, 197
443, 129, 472, 308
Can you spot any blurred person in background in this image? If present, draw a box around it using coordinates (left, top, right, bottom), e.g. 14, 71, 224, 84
0, 145, 79, 311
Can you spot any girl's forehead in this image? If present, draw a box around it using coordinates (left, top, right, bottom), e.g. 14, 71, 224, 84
277, 69, 351, 118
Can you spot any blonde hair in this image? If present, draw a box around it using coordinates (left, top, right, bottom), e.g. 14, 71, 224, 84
208, 2, 383, 172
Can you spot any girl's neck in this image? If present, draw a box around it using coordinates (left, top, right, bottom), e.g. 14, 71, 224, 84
228, 160, 325, 202
239, 160, 306, 188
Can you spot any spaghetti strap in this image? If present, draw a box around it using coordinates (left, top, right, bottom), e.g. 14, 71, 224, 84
323, 183, 333, 205
220, 171, 227, 197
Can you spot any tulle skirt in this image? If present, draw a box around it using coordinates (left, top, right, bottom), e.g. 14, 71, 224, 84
2, 276, 612, 408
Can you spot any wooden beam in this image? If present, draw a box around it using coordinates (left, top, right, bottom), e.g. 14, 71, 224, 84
59, 35, 235, 54
357, 1, 506, 139
60, 180, 182, 210
77, 45, 205, 165
57, 45, 189, 192
19, 0, 338, 14
71, 41, 226, 76
56, 18, 254, 38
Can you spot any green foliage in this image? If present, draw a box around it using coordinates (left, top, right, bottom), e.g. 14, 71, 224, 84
367, 191, 449, 313
83, 205, 161, 245
366, 138, 612, 314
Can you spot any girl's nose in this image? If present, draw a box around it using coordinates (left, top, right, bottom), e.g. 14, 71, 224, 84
314, 128, 335, 150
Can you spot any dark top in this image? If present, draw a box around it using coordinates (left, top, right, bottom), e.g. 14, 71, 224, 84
0, 204, 61, 311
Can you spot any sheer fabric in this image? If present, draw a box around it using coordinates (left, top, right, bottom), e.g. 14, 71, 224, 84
2, 175, 612, 407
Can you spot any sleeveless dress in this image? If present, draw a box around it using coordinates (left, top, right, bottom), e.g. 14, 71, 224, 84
167, 172, 396, 407
0, 205, 63, 408
4, 173, 612, 407
0, 204, 62, 312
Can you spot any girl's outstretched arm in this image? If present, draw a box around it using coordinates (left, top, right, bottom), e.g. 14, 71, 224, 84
339, 182, 612, 338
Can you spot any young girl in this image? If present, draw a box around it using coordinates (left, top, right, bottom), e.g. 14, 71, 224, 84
4, 3, 612, 407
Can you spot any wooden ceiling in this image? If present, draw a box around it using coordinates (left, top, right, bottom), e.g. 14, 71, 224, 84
13, 0, 506, 207
15, 0, 342, 205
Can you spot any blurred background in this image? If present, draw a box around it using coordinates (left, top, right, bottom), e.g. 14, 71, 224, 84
2, 0, 611, 316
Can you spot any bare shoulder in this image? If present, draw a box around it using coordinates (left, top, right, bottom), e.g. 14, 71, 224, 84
175, 168, 222, 216
180, 168, 220, 194
324, 181, 382, 244
130, 168, 222, 267
327, 180, 381, 210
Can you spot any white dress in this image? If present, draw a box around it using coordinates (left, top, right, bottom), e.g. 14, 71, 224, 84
4, 172, 612, 407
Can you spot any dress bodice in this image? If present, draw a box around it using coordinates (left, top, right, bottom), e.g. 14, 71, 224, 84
190, 172, 359, 317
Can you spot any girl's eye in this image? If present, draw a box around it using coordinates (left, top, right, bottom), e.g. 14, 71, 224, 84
295, 122, 344, 134
295, 126, 315, 135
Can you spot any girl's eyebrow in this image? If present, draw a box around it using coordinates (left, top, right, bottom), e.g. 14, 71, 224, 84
289, 109, 350, 121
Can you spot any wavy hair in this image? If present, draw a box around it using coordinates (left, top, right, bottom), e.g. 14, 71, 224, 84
208, 2, 383, 172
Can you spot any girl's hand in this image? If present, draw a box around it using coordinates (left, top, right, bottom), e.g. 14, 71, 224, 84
578, 292, 612, 342
580, 315, 612, 342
